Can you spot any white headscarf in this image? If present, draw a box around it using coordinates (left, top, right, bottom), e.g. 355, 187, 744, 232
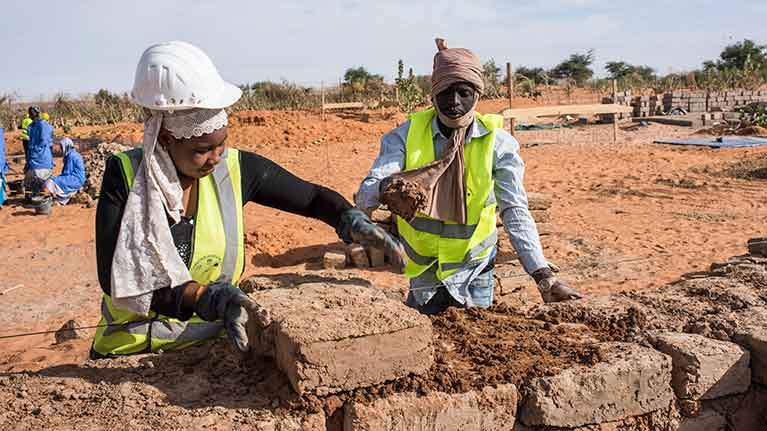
110, 108, 228, 315
59, 137, 74, 155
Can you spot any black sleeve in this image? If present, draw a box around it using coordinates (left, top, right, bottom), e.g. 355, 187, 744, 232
95, 156, 192, 320
239, 151, 352, 229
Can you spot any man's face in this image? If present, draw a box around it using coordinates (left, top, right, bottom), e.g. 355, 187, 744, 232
160, 126, 228, 179
434, 82, 477, 119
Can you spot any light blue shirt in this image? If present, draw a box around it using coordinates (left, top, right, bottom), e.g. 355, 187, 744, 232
355, 115, 549, 306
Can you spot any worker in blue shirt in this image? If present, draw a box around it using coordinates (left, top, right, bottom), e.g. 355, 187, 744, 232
24, 106, 55, 194
44, 138, 86, 205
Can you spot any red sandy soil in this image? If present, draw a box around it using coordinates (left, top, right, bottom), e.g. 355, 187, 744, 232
1, 100, 766, 375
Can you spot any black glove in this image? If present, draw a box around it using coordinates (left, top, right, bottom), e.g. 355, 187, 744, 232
194, 282, 269, 353
337, 208, 406, 270
531, 267, 583, 303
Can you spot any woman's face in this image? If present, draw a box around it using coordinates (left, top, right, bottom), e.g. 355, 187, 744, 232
160, 126, 228, 179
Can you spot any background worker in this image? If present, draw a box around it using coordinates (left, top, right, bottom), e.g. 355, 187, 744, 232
356, 39, 582, 315
43, 137, 85, 205
24, 106, 54, 195
19, 112, 33, 168
92, 41, 404, 358
0, 124, 7, 208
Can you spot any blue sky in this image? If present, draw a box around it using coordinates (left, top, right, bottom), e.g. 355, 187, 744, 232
2, 0, 765, 101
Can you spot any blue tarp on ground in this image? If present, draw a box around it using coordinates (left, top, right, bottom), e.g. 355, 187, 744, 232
653, 136, 767, 149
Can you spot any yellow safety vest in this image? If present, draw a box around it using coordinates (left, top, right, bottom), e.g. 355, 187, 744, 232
92, 148, 245, 356
396, 108, 501, 281
20, 117, 33, 141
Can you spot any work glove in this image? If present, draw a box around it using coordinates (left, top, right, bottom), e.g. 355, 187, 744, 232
193, 282, 270, 353
337, 208, 406, 271
531, 267, 583, 304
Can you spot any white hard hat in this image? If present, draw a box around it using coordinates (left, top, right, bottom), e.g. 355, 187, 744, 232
130, 41, 242, 111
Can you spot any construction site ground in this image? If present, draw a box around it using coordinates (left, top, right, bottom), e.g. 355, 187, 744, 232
1, 99, 766, 428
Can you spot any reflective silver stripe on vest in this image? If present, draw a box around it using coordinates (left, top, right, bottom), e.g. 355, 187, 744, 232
485, 192, 496, 207
405, 192, 495, 240
101, 298, 150, 337
401, 237, 436, 266
151, 320, 223, 342
124, 148, 142, 176
439, 230, 498, 272
409, 218, 477, 239
211, 149, 239, 283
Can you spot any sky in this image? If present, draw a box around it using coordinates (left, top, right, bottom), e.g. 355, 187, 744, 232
2, 0, 765, 101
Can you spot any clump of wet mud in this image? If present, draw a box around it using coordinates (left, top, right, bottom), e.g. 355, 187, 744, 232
379, 177, 428, 220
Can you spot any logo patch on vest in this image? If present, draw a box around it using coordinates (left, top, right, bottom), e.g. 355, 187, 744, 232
191, 255, 223, 282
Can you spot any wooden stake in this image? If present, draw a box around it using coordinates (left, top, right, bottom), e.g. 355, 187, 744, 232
321, 81, 325, 121
612, 79, 618, 144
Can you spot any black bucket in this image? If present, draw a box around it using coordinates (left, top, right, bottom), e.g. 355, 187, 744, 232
30, 195, 53, 215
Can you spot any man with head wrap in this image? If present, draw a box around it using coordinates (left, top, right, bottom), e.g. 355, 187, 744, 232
356, 39, 582, 314
91, 41, 405, 358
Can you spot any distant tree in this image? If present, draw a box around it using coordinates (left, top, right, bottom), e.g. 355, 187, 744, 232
714, 39, 767, 70
414, 74, 432, 95
605, 61, 656, 81
482, 59, 502, 97
343, 66, 384, 96
94, 89, 122, 106
515, 66, 549, 85
550, 50, 595, 85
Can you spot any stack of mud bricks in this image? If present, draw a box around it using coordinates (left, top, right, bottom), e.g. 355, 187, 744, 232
601, 92, 633, 121
630, 95, 661, 117
241, 241, 767, 430
496, 192, 553, 264
661, 90, 767, 113
322, 208, 395, 270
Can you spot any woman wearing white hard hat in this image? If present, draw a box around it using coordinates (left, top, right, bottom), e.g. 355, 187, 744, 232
91, 41, 405, 358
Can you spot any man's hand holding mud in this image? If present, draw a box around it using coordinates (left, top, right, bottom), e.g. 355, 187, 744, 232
531, 267, 583, 303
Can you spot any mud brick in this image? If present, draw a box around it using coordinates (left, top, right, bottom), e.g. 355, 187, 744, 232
729, 386, 767, 430
730, 306, 767, 385
527, 192, 552, 210
323, 250, 346, 270
747, 237, 767, 256
365, 246, 385, 267
679, 409, 726, 431
250, 283, 433, 396
344, 385, 517, 431
348, 244, 370, 268
651, 333, 750, 400
530, 209, 551, 224
520, 342, 673, 428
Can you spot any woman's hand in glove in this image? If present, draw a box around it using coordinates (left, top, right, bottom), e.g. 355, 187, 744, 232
337, 208, 406, 272
192, 282, 270, 353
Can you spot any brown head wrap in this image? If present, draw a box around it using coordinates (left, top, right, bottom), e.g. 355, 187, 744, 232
431, 38, 485, 97
379, 39, 484, 225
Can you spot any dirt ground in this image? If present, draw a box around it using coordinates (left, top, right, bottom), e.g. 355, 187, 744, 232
1, 99, 766, 426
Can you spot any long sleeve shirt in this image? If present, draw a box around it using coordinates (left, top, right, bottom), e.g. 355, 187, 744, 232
96, 150, 352, 319
52, 150, 86, 194
355, 115, 548, 306
26, 119, 54, 170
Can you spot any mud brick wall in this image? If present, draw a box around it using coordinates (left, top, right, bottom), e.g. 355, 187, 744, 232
663, 90, 767, 113
343, 247, 767, 430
